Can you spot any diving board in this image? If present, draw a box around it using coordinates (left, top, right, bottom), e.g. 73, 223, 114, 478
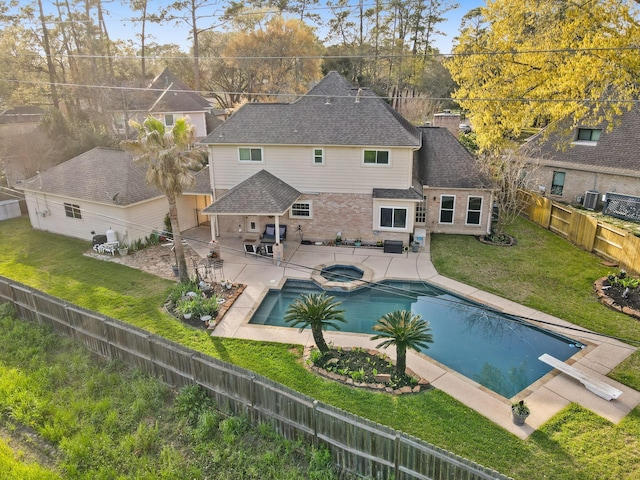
539, 353, 622, 401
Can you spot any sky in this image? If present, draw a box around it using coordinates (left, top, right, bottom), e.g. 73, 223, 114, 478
82, 0, 484, 56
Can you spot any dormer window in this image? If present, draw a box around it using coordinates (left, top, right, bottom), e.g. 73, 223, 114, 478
574, 128, 601, 144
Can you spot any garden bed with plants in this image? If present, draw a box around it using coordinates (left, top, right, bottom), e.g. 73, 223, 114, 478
594, 270, 640, 320
165, 278, 246, 329
304, 346, 430, 394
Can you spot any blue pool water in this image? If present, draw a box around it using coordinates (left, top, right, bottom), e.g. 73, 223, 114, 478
250, 280, 582, 398
321, 265, 364, 282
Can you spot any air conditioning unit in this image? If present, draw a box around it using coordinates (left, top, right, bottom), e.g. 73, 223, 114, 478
583, 191, 599, 210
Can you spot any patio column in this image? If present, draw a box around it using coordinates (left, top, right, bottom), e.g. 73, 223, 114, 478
274, 216, 281, 243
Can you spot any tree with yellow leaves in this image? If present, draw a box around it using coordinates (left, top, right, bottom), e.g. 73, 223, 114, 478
447, 0, 640, 152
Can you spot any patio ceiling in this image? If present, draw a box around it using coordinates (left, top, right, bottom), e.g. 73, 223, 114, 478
202, 169, 301, 216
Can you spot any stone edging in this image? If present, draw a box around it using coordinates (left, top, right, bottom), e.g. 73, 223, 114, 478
209, 284, 246, 329
593, 277, 640, 320
303, 346, 431, 395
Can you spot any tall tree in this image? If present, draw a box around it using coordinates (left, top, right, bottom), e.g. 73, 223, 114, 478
121, 116, 203, 283
372, 310, 433, 377
284, 293, 346, 354
447, 0, 640, 152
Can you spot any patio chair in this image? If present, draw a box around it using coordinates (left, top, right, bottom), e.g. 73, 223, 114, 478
244, 242, 260, 256
262, 224, 287, 243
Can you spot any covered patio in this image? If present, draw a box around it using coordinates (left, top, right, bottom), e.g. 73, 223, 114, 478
202, 170, 301, 255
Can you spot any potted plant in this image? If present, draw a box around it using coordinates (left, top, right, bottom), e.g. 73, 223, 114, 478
176, 297, 199, 320
335, 235, 342, 246
118, 244, 129, 256
354, 235, 362, 247
511, 400, 530, 425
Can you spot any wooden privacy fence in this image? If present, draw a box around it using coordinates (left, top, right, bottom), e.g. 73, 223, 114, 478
523, 192, 640, 275
0, 277, 511, 480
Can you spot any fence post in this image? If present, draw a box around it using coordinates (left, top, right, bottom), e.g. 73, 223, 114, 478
249, 375, 256, 424
394, 433, 401, 480
312, 400, 319, 447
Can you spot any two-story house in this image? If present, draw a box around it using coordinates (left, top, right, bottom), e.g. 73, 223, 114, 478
113, 68, 220, 139
523, 106, 640, 214
201, 72, 493, 246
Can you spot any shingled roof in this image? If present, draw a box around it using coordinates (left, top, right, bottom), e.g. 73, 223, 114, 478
416, 127, 490, 189
201, 71, 421, 147
202, 170, 300, 215
128, 68, 211, 113
16, 147, 163, 206
524, 106, 640, 175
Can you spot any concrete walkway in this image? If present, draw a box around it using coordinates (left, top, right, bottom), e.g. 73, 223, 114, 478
185, 228, 640, 439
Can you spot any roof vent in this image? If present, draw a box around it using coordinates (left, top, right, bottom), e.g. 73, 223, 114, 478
325, 97, 331, 105
355, 88, 362, 103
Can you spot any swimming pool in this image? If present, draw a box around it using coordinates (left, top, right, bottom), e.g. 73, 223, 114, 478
249, 279, 582, 398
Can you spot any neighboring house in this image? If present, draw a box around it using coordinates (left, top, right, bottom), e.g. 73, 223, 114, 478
200, 72, 492, 245
0, 106, 45, 133
523, 106, 640, 211
112, 68, 221, 139
15, 147, 212, 244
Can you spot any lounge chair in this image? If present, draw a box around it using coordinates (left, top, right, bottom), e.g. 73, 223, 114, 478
262, 224, 287, 243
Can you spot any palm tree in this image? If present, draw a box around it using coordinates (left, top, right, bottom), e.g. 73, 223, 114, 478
284, 293, 346, 354
371, 310, 433, 377
121, 115, 203, 283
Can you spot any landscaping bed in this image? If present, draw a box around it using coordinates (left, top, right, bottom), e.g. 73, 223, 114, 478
305, 346, 431, 394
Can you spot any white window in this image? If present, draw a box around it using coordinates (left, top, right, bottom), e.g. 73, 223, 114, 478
290, 201, 312, 218
313, 148, 324, 164
415, 195, 426, 223
439, 195, 455, 224
64, 203, 82, 219
164, 114, 174, 127
363, 149, 390, 165
238, 147, 263, 162
466, 196, 483, 225
380, 207, 407, 229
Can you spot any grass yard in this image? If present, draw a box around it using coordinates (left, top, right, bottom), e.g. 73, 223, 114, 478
1, 216, 639, 479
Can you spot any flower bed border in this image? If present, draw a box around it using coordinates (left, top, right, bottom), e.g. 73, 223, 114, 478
594, 277, 640, 320
303, 346, 431, 395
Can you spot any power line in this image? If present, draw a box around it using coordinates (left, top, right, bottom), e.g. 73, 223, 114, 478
1, 77, 638, 105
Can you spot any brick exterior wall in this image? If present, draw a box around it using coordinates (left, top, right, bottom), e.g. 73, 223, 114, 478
534, 167, 640, 208
423, 188, 493, 235
212, 190, 411, 244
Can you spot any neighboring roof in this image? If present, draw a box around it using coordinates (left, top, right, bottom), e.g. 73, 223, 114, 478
524, 106, 640, 175
127, 68, 211, 113
15, 147, 163, 206
0, 106, 45, 124
185, 165, 212, 194
373, 188, 423, 200
417, 127, 491, 189
201, 71, 421, 147
202, 170, 301, 215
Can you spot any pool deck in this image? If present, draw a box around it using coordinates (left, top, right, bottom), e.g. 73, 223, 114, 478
186, 228, 640, 439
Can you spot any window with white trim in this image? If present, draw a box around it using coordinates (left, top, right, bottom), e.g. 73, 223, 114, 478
164, 114, 174, 127
238, 147, 263, 162
577, 128, 601, 142
64, 203, 82, 219
363, 149, 390, 165
415, 195, 426, 223
466, 196, 483, 225
380, 207, 407, 229
439, 195, 455, 224
290, 201, 312, 218
313, 148, 324, 164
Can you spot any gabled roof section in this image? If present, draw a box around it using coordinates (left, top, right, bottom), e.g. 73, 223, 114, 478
185, 165, 212, 195
417, 127, 490, 189
201, 71, 421, 147
0, 105, 45, 124
523, 105, 640, 174
202, 169, 301, 215
373, 188, 423, 200
15, 147, 163, 206
128, 68, 211, 113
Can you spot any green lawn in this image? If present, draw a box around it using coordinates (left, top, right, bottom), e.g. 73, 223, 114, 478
1, 216, 639, 479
